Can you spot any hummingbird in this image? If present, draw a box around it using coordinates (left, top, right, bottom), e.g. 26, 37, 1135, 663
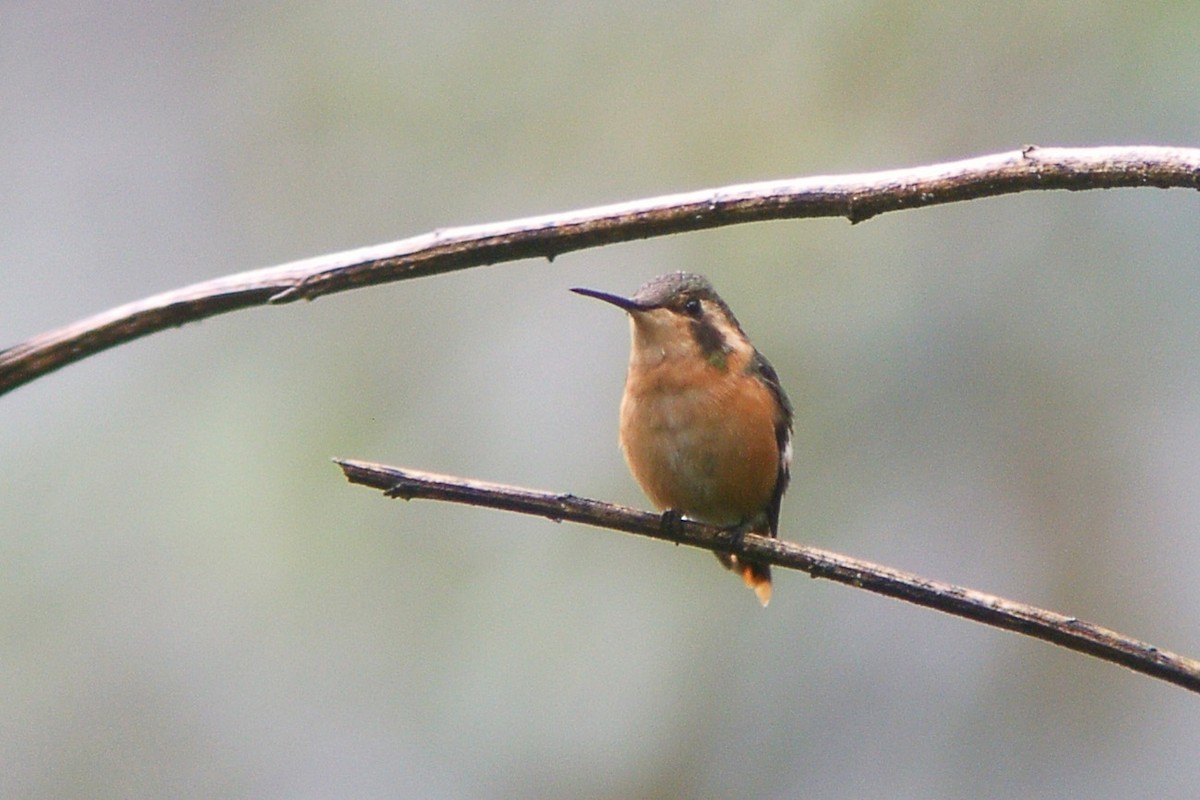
572, 272, 793, 605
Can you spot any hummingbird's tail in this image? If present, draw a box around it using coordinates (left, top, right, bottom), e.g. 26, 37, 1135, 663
714, 553, 772, 606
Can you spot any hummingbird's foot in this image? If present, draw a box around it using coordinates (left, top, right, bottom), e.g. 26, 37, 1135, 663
659, 509, 685, 544
722, 519, 754, 555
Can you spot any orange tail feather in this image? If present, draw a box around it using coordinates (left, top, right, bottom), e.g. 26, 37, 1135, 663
714, 552, 773, 606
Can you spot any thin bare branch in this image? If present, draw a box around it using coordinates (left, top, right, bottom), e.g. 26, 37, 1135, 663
335, 457, 1200, 695
4, 145, 1200, 396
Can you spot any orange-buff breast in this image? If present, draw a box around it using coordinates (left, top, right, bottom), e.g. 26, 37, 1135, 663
618, 357, 779, 528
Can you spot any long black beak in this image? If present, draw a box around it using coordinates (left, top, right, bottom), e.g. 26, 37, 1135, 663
570, 286, 643, 312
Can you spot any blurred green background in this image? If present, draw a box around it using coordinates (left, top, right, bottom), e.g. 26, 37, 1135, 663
4, 3, 1200, 797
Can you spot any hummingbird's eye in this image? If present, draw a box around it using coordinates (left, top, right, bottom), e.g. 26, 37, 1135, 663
683, 298, 703, 318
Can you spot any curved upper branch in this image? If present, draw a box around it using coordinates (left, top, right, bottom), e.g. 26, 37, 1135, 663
3, 145, 1199, 396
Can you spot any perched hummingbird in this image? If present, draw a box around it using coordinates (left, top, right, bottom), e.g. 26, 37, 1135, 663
573, 272, 793, 605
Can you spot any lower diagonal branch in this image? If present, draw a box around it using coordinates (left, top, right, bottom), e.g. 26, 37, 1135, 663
335, 457, 1200, 695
